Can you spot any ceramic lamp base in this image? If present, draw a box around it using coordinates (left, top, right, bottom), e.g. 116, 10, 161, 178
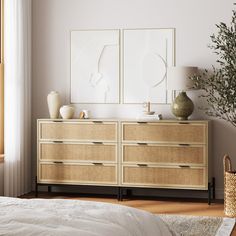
171, 91, 194, 120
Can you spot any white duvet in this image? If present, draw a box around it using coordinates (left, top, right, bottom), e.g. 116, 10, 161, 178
0, 197, 174, 236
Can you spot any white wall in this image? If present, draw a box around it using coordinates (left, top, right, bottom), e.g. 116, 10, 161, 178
32, 0, 236, 198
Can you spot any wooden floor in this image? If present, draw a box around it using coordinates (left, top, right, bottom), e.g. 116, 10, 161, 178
22, 192, 236, 235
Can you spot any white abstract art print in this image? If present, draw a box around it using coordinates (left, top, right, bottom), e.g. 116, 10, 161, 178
71, 30, 120, 103
123, 29, 175, 104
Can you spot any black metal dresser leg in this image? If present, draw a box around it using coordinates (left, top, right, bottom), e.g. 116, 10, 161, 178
208, 177, 216, 205
208, 182, 211, 205
119, 187, 123, 201
48, 186, 52, 193
117, 187, 120, 201
35, 176, 38, 198
212, 177, 216, 200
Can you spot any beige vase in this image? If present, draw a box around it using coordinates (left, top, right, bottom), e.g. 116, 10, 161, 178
47, 91, 61, 119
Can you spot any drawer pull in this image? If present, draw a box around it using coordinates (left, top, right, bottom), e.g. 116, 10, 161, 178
92, 142, 103, 145
137, 143, 148, 145
179, 122, 189, 124
178, 144, 190, 146
93, 121, 103, 123
53, 120, 63, 122
93, 163, 103, 165
53, 141, 63, 143
137, 121, 147, 124
137, 164, 148, 167
53, 161, 63, 164
179, 165, 190, 168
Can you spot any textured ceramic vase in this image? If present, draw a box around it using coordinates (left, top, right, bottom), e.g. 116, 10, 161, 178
47, 91, 61, 119
60, 105, 75, 119
171, 92, 194, 120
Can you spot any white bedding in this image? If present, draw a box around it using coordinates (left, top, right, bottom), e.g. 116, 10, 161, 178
0, 197, 174, 236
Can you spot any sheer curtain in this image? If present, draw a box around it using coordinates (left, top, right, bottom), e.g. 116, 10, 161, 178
4, 0, 32, 196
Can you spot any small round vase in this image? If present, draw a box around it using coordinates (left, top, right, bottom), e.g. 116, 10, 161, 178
60, 105, 75, 119
47, 91, 61, 119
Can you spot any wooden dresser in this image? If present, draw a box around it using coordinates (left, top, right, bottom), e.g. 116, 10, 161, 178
37, 119, 214, 203
37, 120, 118, 186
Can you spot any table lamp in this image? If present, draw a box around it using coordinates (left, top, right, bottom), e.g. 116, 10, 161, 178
167, 66, 198, 120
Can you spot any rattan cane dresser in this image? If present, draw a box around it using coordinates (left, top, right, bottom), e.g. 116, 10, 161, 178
36, 119, 214, 203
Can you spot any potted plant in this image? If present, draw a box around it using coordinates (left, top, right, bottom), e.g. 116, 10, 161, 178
191, 8, 236, 127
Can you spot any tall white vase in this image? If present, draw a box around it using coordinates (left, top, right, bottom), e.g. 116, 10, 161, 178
47, 91, 61, 119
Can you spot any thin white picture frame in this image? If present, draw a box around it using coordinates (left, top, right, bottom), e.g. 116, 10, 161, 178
70, 29, 121, 104
122, 28, 176, 104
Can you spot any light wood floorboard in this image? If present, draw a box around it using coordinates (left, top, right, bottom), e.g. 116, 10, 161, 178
21, 192, 235, 236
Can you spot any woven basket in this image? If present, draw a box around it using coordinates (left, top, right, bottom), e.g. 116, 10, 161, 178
224, 155, 236, 217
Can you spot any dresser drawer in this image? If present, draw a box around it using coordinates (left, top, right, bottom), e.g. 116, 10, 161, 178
122, 144, 205, 165
122, 165, 206, 189
39, 163, 117, 185
39, 122, 117, 141
122, 122, 206, 143
39, 142, 117, 162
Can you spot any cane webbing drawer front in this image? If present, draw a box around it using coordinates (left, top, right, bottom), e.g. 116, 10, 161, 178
40, 143, 117, 162
122, 166, 206, 189
37, 119, 210, 193
37, 120, 119, 186
122, 122, 206, 143
120, 120, 209, 190
39, 163, 117, 185
39, 122, 117, 141
122, 144, 205, 165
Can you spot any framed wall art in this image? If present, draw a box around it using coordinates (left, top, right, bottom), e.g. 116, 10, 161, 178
123, 28, 175, 104
71, 30, 120, 104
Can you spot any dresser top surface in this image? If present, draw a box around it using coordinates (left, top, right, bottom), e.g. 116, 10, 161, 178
37, 118, 210, 123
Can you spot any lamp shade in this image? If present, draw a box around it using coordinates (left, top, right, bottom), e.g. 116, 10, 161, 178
167, 66, 198, 91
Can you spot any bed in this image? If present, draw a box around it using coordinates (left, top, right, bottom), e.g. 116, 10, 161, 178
0, 197, 174, 236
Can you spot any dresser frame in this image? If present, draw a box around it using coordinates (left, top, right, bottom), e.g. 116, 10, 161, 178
36, 119, 215, 204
